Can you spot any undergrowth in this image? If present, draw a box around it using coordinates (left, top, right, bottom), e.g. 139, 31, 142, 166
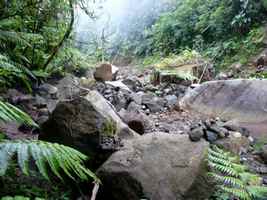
208, 145, 267, 200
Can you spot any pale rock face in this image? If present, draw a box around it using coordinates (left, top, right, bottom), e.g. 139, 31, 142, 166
180, 79, 267, 138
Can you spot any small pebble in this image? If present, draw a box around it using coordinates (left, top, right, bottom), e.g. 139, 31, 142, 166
232, 131, 242, 138
248, 136, 254, 143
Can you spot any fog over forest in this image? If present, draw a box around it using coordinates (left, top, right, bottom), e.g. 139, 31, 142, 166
74, 0, 176, 55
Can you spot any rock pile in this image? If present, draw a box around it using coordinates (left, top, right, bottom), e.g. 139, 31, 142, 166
188, 118, 251, 153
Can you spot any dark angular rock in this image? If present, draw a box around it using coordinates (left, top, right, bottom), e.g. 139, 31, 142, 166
189, 127, 204, 142
207, 124, 229, 139
40, 91, 138, 168
205, 131, 218, 142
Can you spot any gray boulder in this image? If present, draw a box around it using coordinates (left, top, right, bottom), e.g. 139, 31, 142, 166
43, 75, 81, 113
56, 74, 81, 100
97, 133, 211, 200
180, 79, 267, 138
40, 91, 138, 167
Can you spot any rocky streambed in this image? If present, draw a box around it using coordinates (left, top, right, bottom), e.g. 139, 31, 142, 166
2, 63, 267, 200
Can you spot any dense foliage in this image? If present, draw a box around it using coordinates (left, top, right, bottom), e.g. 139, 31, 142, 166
99, 0, 267, 70
0, 0, 93, 90
145, 0, 266, 55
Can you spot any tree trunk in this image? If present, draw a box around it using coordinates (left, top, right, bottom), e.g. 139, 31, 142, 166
43, 0, 74, 69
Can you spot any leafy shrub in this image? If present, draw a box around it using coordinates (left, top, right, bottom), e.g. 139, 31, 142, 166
204, 26, 265, 70
208, 145, 267, 200
0, 0, 88, 90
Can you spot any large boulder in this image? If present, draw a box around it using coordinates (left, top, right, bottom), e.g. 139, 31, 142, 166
180, 79, 267, 138
94, 63, 119, 82
96, 133, 211, 200
40, 90, 138, 167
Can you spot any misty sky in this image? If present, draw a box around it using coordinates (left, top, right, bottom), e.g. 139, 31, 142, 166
74, 0, 176, 51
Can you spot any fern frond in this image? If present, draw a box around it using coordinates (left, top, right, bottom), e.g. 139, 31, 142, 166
208, 173, 245, 188
0, 140, 99, 182
210, 145, 238, 162
0, 53, 34, 91
0, 100, 38, 127
1, 196, 30, 200
208, 145, 267, 200
0, 30, 31, 47
239, 172, 261, 185
208, 161, 239, 177
208, 153, 232, 167
1, 196, 44, 200
221, 187, 250, 200
208, 147, 231, 160
247, 186, 267, 198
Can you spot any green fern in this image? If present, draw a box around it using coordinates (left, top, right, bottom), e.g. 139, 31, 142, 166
0, 100, 38, 127
1, 196, 44, 200
0, 139, 99, 182
0, 30, 30, 47
208, 145, 267, 200
0, 53, 33, 91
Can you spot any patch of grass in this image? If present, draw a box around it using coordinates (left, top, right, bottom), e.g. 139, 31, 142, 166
154, 50, 202, 69
101, 119, 117, 136
142, 54, 162, 66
